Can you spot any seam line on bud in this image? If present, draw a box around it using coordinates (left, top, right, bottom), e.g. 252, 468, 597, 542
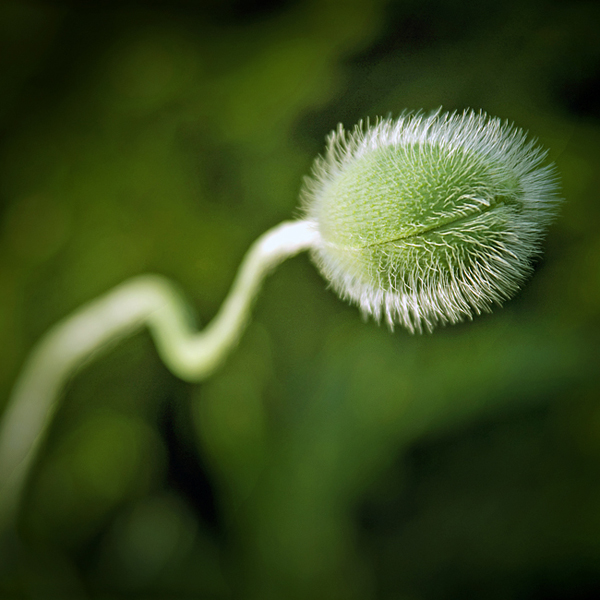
361, 202, 508, 248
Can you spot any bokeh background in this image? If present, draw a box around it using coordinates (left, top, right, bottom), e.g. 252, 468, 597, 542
0, 0, 599, 598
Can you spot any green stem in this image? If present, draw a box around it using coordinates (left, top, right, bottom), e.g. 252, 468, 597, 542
0, 219, 318, 531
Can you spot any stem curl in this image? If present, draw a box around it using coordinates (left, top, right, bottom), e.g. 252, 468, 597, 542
0, 219, 318, 530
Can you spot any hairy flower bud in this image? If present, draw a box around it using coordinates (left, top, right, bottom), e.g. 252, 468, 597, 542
302, 109, 560, 333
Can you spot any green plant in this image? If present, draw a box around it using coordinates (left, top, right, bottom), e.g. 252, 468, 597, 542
0, 109, 559, 535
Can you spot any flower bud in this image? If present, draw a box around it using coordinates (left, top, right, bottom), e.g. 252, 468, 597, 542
302, 109, 560, 333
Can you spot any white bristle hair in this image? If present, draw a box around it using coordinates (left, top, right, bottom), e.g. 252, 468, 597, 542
301, 109, 560, 333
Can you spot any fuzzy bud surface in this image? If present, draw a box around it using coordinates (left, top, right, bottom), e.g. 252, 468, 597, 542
302, 110, 560, 333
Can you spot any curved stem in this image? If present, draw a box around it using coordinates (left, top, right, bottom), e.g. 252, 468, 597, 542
0, 219, 319, 531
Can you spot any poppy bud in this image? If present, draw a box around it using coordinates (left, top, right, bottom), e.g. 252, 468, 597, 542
303, 109, 560, 333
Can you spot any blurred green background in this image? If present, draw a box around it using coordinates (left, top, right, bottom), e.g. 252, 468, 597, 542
0, 0, 599, 598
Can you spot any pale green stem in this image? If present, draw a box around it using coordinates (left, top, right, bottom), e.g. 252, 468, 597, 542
0, 219, 319, 531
